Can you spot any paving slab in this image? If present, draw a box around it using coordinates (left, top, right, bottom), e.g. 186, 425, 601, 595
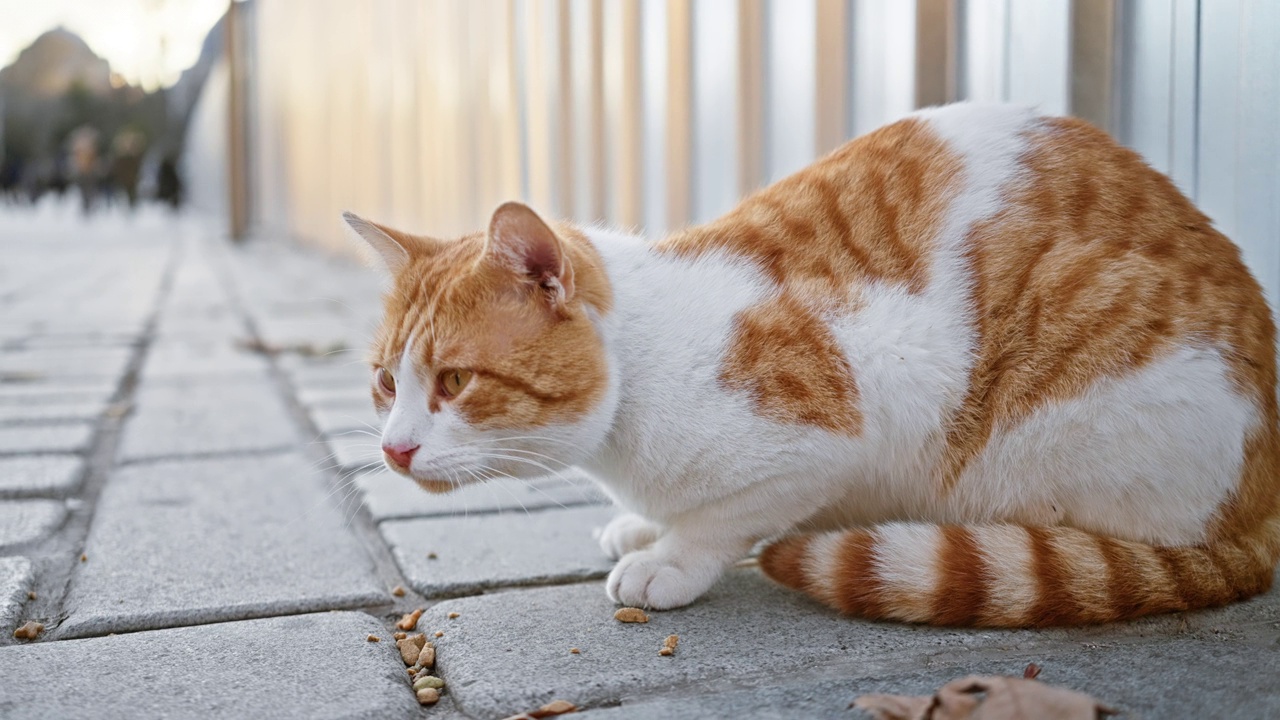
118, 376, 301, 462
0, 383, 117, 405
426, 569, 1280, 719
381, 505, 615, 598
324, 431, 383, 470
0, 500, 67, 550
0, 348, 133, 380
0, 455, 86, 497
0, 401, 108, 425
0, 611, 420, 719
60, 453, 389, 637
139, 336, 270, 381
579, 637, 1280, 719
0, 556, 33, 635
358, 470, 607, 521
310, 401, 381, 436
0, 423, 95, 455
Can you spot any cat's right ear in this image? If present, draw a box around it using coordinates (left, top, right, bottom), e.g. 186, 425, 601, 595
342, 211, 413, 273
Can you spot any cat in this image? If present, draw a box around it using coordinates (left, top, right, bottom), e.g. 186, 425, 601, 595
344, 102, 1279, 627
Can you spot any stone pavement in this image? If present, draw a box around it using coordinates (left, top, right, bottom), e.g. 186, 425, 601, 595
0, 205, 1277, 719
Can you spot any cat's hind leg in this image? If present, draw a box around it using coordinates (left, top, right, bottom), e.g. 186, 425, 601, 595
596, 512, 663, 560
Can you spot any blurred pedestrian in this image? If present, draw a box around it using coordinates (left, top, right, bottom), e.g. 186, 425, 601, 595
67, 125, 100, 215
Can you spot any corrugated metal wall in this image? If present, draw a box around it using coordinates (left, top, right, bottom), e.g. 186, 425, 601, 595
245, 0, 1280, 305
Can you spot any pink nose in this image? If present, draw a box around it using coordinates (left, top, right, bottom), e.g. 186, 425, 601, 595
382, 443, 419, 469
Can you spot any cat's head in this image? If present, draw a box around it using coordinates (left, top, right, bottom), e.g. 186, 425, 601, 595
344, 202, 615, 493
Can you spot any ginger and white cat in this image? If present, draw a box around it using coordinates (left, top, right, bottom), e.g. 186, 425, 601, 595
345, 103, 1279, 627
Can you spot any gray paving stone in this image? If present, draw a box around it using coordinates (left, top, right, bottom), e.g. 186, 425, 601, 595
580, 638, 1280, 719
139, 336, 270, 380
0, 401, 108, 425
358, 470, 607, 521
0, 556, 33, 635
381, 505, 615, 598
0, 348, 132, 380
324, 431, 383, 470
298, 385, 373, 409
426, 569, 1280, 719
0, 500, 67, 550
0, 382, 117, 405
0, 455, 86, 497
0, 423, 95, 455
0, 611, 420, 719
118, 377, 301, 462
310, 401, 381, 436
60, 453, 388, 637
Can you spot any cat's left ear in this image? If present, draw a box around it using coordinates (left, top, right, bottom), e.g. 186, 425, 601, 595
486, 201, 575, 310
343, 211, 436, 273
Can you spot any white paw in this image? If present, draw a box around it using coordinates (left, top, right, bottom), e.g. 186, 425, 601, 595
605, 548, 722, 610
596, 513, 662, 560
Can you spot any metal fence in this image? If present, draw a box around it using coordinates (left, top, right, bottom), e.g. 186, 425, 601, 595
239, 0, 1279, 304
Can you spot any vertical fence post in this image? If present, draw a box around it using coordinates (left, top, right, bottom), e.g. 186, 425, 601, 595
666, 0, 693, 231
737, 0, 764, 196
815, 0, 850, 153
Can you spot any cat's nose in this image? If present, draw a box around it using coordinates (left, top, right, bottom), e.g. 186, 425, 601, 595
382, 443, 419, 469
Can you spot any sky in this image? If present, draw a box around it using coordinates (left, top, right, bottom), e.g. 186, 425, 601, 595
0, 0, 228, 91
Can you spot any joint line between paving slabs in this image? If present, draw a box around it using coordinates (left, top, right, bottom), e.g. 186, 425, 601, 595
29, 238, 184, 641
207, 240, 421, 614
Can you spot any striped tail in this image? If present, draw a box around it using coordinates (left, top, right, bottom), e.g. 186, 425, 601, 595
758, 521, 1279, 627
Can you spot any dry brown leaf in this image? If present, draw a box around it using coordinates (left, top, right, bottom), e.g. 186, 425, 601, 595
853, 676, 1115, 720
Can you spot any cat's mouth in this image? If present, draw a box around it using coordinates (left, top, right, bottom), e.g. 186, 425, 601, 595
412, 478, 458, 494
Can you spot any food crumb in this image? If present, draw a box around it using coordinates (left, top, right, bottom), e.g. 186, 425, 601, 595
394, 631, 406, 641
536, 699, 578, 716
80, 554, 87, 562
413, 675, 445, 691
416, 687, 440, 705
396, 608, 424, 631
12, 621, 43, 640
447, 611, 459, 619
434, 630, 444, 638
659, 635, 678, 656
367, 634, 380, 642
397, 634, 428, 665
416, 645, 436, 669
27, 591, 36, 600
613, 607, 649, 623
391, 585, 406, 597
570, 647, 580, 654
427, 552, 438, 559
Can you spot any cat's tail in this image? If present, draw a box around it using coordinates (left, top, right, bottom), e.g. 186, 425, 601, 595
758, 520, 1279, 627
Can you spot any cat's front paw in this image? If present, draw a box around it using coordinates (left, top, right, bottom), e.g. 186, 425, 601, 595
595, 513, 662, 560
606, 548, 722, 610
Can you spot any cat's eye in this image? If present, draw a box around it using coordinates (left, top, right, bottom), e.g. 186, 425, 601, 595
376, 367, 396, 394
439, 369, 473, 398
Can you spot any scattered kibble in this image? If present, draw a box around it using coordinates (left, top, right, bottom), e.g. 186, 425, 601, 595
613, 607, 649, 623
12, 621, 43, 640
536, 700, 578, 716
659, 634, 679, 656
393, 631, 406, 641
26, 591, 36, 601
416, 687, 440, 705
80, 554, 87, 563
396, 608, 423, 631
391, 585, 406, 597
427, 552, 438, 559
416, 645, 436, 669
570, 648, 580, 654
397, 634, 427, 665
413, 675, 445, 691
447, 612, 459, 619
434, 631, 443, 638
367, 634, 380, 642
